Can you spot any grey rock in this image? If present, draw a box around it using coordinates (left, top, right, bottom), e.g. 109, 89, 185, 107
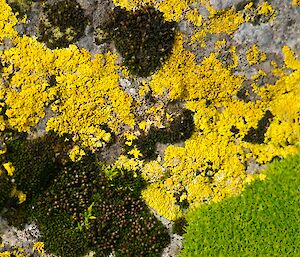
210, 0, 248, 10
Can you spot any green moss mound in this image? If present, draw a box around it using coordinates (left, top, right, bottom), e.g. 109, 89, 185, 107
6, 133, 63, 200
181, 151, 300, 257
101, 5, 176, 77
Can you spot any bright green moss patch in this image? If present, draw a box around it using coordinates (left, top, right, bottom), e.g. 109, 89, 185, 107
181, 151, 300, 257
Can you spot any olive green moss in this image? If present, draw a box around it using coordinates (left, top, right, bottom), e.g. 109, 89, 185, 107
27, 155, 169, 257
6, 0, 35, 18
0, 130, 170, 256
181, 151, 300, 257
0, 173, 13, 210
5, 132, 66, 200
38, 0, 88, 49
100, 5, 176, 77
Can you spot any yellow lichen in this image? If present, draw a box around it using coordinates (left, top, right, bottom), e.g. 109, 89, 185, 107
256, 2, 275, 17
0, 0, 18, 44
292, 0, 300, 6
33, 242, 45, 254
150, 33, 243, 102
186, 8, 203, 26
191, 8, 245, 45
69, 145, 86, 162
3, 161, 14, 176
246, 44, 267, 66
113, 154, 144, 171
128, 146, 143, 159
17, 191, 26, 204
141, 183, 182, 220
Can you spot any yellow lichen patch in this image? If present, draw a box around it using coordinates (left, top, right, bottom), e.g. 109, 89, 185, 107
33, 242, 45, 254
17, 191, 26, 204
141, 159, 165, 182
282, 45, 300, 69
246, 44, 267, 66
186, 175, 213, 209
228, 45, 239, 69
113, 154, 144, 171
214, 39, 226, 50
256, 2, 275, 17
128, 146, 143, 159
10, 185, 27, 203
185, 8, 203, 27
0, 0, 18, 44
292, 0, 300, 6
150, 33, 243, 102
69, 145, 86, 162
255, 46, 300, 149
141, 183, 182, 220
156, 0, 189, 21
123, 131, 138, 146
0, 36, 56, 132
46, 49, 135, 147
191, 8, 245, 44
3, 161, 14, 176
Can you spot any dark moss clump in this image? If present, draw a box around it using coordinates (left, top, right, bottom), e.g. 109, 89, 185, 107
28, 156, 170, 257
243, 110, 274, 144
6, 133, 63, 200
0, 173, 13, 210
38, 0, 88, 49
101, 5, 176, 77
131, 108, 195, 160
89, 168, 170, 257
6, 0, 35, 18
172, 217, 188, 236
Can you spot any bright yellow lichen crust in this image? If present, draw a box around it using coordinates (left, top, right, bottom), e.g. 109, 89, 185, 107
0, 247, 25, 257
0, 2, 135, 147
293, 0, 300, 6
0, 0, 18, 44
246, 44, 267, 66
33, 241, 45, 255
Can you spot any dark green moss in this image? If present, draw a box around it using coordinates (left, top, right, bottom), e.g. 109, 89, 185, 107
243, 110, 274, 144
101, 5, 176, 77
6, 133, 64, 200
0, 173, 13, 210
172, 217, 187, 236
38, 0, 88, 49
130, 108, 195, 160
27, 156, 169, 257
6, 0, 35, 18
